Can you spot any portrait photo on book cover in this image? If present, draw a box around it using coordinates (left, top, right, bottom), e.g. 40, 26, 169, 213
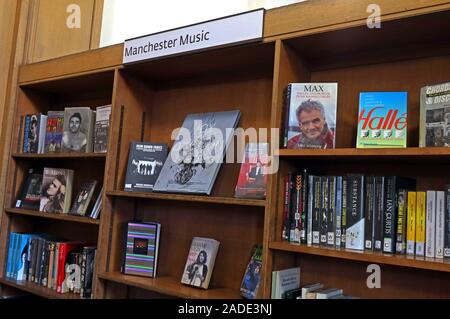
62, 109, 90, 152
28, 114, 39, 153
287, 99, 336, 149
185, 250, 208, 288
40, 174, 66, 213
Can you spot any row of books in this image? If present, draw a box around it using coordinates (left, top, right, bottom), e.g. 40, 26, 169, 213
284, 81, 450, 149
122, 221, 262, 298
272, 267, 356, 299
6, 233, 96, 298
22, 105, 111, 154
282, 172, 450, 258
16, 167, 102, 219
124, 138, 268, 200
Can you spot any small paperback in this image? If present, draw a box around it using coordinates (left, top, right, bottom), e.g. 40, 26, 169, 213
240, 244, 263, 299
39, 168, 74, 214
62, 107, 95, 153
69, 180, 97, 216
181, 237, 220, 289
235, 143, 268, 199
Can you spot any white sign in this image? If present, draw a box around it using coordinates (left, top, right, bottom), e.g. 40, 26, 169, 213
123, 9, 264, 64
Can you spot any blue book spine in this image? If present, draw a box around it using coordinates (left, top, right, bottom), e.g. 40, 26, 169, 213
6, 233, 16, 278
23, 115, 30, 153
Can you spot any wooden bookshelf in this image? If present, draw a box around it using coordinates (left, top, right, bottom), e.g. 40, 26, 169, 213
106, 190, 266, 207
0, 277, 80, 299
5, 208, 100, 225
2, 1, 450, 300
98, 272, 241, 299
270, 241, 450, 273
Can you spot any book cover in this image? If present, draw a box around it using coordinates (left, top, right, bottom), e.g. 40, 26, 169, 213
44, 111, 64, 153
81, 247, 96, 298
94, 105, 112, 153
416, 192, 426, 256
357, 92, 408, 148
320, 176, 329, 246
181, 237, 220, 289
240, 244, 262, 299
396, 189, 407, 254
124, 142, 168, 192
426, 191, 436, 258
327, 176, 336, 247
335, 176, 343, 248
436, 191, 445, 259
341, 177, 347, 248
234, 143, 268, 199
40, 168, 74, 214
445, 185, 450, 258
15, 168, 42, 210
346, 175, 365, 251
23, 114, 40, 153
69, 180, 97, 216
285, 83, 337, 149
282, 174, 293, 241
307, 175, 314, 246
406, 192, 416, 255
154, 110, 241, 195
271, 267, 300, 299
374, 176, 385, 251
62, 107, 95, 153
365, 176, 375, 251
312, 176, 321, 245
122, 222, 161, 278
289, 174, 302, 243
419, 82, 450, 147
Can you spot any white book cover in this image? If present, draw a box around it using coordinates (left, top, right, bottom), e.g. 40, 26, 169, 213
426, 191, 436, 258
271, 267, 300, 299
301, 283, 323, 299
38, 114, 47, 154
436, 191, 445, 258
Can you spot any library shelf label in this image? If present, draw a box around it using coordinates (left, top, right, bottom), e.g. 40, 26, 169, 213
123, 9, 264, 64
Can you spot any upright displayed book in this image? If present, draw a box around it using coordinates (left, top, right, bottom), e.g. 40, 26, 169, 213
62, 107, 95, 153
122, 222, 161, 278
23, 114, 47, 154
94, 105, 112, 153
39, 168, 74, 214
240, 244, 263, 299
154, 110, 241, 195
234, 143, 268, 199
69, 180, 97, 216
357, 92, 408, 148
271, 267, 301, 299
15, 168, 42, 210
181, 237, 220, 289
44, 111, 64, 153
124, 142, 168, 192
284, 83, 338, 149
420, 82, 450, 147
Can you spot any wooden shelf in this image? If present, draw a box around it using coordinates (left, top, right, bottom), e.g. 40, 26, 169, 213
5, 208, 100, 225
98, 272, 241, 299
0, 277, 80, 299
12, 153, 107, 160
277, 147, 450, 161
270, 241, 450, 273
106, 190, 266, 207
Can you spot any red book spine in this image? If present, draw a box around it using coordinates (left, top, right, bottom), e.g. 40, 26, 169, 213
56, 243, 67, 293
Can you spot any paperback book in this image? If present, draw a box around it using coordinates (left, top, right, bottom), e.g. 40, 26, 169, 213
240, 244, 263, 299
94, 105, 112, 153
39, 168, 74, 214
124, 142, 168, 192
69, 180, 97, 216
235, 143, 268, 199
62, 107, 95, 153
357, 92, 408, 148
44, 111, 64, 153
284, 83, 338, 149
15, 168, 42, 210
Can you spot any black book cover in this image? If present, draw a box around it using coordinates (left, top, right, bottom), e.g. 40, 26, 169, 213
365, 176, 376, 251
16, 168, 42, 210
282, 173, 294, 241
290, 174, 303, 244
300, 169, 308, 244
341, 177, 347, 248
312, 176, 322, 245
82, 247, 96, 299
320, 176, 329, 246
346, 175, 365, 251
327, 176, 336, 247
124, 142, 168, 192
374, 176, 385, 251
383, 176, 416, 253
444, 185, 450, 258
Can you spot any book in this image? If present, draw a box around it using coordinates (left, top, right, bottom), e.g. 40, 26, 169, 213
419, 82, 450, 147
396, 189, 407, 254
346, 175, 365, 251
406, 192, 417, 255
154, 110, 241, 195
357, 92, 408, 148
44, 111, 64, 153
80, 247, 96, 298
15, 168, 42, 210
69, 180, 97, 216
62, 107, 95, 153
181, 237, 220, 289
316, 288, 344, 299
23, 114, 46, 154
39, 168, 74, 214
445, 186, 450, 258
94, 105, 112, 153
374, 176, 385, 251
122, 222, 161, 278
301, 283, 324, 299
436, 191, 445, 259
426, 191, 436, 258
124, 142, 168, 192
284, 83, 337, 149
234, 143, 268, 199
271, 267, 300, 299
365, 176, 376, 250
240, 244, 262, 299
416, 192, 426, 256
